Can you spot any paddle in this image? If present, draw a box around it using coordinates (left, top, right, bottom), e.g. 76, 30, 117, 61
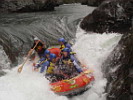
63, 69, 93, 82
71, 69, 93, 80
83, 69, 93, 74
18, 41, 39, 73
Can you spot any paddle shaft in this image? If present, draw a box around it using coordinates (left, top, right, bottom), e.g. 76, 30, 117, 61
19, 41, 39, 72
70, 70, 93, 81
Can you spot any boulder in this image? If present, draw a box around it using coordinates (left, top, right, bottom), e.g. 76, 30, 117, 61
81, 0, 105, 6
102, 32, 133, 100
80, 0, 133, 33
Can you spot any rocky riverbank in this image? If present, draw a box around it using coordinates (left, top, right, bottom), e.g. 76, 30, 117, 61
102, 32, 133, 100
0, 0, 63, 12
63, 0, 81, 4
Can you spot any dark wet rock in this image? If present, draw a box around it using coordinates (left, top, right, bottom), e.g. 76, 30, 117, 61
0, 71, 6, 77
63, 0, 81, 4
80, 0, 133, 33
102, 32, 133, 100
0, 0, 63, 12
0, 33, 24, 66
81, 0, 105, 6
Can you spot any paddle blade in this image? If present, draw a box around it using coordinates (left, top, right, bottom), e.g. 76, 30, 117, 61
83, 69, 93, 74
18, 66, 23, 73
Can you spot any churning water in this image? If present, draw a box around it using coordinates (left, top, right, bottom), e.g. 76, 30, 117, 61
0, 4, 122, 100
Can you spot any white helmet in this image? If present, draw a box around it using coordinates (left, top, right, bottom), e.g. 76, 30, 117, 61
34, 37, 39, 41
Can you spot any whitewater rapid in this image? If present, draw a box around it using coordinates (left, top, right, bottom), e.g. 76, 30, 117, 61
0, 27, 122, 100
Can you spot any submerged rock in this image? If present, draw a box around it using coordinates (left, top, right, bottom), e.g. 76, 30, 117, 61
102, 32, 133, 100
0, 0, 63, 12
0, 71, 6, 77
80, 0, 133, 33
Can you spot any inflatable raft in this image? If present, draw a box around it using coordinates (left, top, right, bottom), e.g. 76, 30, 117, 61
50, 70, 94, 96
47, 48, 95, 96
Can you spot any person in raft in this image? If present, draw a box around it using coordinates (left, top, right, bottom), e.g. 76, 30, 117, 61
34, 49, 61, 73
58, 38, 72, 51
29, 37, 47, 58
44, 53, 65, 82
60, 48, 83, 74
34, 50, 51, 73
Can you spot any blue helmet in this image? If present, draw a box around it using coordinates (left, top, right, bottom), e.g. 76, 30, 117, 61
58, 38, 66, 43
45, 50, 50, 55
49, 53, 56, 61
62, 48, 70, 53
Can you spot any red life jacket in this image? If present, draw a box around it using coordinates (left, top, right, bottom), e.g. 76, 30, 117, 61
48, 48, 61, 57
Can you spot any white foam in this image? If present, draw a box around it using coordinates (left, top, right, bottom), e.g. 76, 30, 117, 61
71, 27, 122, 100
0, 62, 68, 100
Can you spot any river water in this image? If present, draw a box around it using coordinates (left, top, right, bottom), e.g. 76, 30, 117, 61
0, 4, 95, 68
0, 4, 122, 100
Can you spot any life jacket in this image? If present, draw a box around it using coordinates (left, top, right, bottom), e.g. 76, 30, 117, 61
59, 56, 77, 76
46, 62, 55, 74
36, 46, 43, 52
33, 42, 43, 51
48, 48, 61, 57
62, 55, 73, 65
60, 44, 65, 50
